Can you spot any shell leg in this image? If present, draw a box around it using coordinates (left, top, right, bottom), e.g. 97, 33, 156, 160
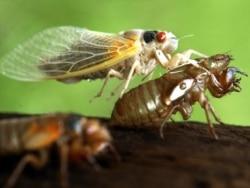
159, 105, 180, 138
200, 96, 219, 140
206, 101, 225, 126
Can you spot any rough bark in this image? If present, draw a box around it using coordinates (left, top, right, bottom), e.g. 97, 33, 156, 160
0, 114, 250, 188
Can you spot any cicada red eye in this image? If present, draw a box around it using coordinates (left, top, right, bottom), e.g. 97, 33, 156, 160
156, 32, 167, 43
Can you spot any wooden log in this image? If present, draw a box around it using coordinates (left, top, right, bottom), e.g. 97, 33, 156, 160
0, 114, 250, 188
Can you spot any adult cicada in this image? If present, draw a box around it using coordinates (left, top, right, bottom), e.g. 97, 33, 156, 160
0, 27, 188, 98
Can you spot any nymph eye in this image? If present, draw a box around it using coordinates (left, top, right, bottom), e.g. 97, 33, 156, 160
156, 31, 167, 43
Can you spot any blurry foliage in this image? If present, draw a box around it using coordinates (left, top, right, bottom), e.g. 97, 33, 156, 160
0, 0, 249, 125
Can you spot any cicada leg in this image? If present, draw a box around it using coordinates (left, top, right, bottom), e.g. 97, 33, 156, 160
89, 69, 124, 102
154, 49, 171, 67
59, 144, 70, 188
85, 143, 120, 170
106, 144, 121, 162
108, 80, 125, 99
109, 59, 157, 98
182, 49, 208, 59
106, 60, 142, 99
5, 149, 48, 188
168, 49, 208, 70
141, 69, 155, 82
119, 60, 141, 98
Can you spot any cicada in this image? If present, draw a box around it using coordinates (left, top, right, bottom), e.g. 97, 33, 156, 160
0, 112, 118, 188
110, 53, 247, 139
0, 27, 187, 98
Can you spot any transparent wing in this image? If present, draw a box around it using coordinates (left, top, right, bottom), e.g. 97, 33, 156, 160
0, 26, 140, 81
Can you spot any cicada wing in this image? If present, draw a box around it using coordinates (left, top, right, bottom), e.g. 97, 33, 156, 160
0, 26, 140, 81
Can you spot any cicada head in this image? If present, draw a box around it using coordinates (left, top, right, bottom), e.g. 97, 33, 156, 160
64, 115, 113, 164
83, 119, 112, 155
197, 54, 232, 74
157, 31, 178, 53
141, 30, 178, 53
208, 67, 247, 97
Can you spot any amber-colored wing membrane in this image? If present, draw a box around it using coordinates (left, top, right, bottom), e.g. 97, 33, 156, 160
0, 26, 140, 81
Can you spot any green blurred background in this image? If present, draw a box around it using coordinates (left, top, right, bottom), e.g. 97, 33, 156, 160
0, 0, 249, 126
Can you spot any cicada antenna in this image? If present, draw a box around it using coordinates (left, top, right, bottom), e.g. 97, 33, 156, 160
178, 34, 194, 41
